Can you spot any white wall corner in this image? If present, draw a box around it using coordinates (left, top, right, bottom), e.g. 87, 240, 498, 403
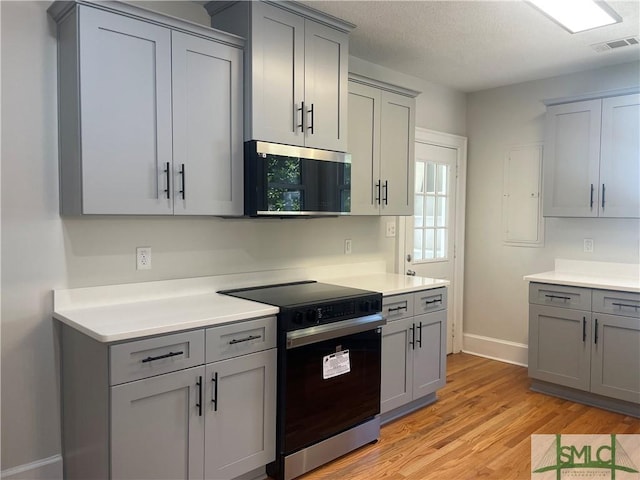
462, 333, 528, 367
1, 455, 62, 480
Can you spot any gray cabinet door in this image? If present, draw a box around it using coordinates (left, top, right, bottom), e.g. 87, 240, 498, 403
379, 91, 415, 216
78, 6, 173, 214
381, 317, 413, 413
590, 313, 640, 403
171, 31, 243, 216
412, 311, 447, 399
348, 82, 381, 215
303, 20, 348, 152
599, 94, 640, 218
204, 349, 276, 480
111, 366, 205, 480
542, 99, 601, 217
528, 304, 591, 391
250, 2, 305, 146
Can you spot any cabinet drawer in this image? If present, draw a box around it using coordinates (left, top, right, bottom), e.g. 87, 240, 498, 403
529, 283, 591, 311
382, 294, 414, 321
206, 316, 276, 363
593, 290, 640, 318
414, 288, 447, 314
110, 330, 205, 386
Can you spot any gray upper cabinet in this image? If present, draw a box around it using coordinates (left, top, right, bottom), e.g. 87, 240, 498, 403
50, 2, 244, 216
348, 76, 418, 215
207, 1, 352, 152
543, 93, 640, 218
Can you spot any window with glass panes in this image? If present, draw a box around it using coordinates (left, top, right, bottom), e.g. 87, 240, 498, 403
414, 161, 449, 261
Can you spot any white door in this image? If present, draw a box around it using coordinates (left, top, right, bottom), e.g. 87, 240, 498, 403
402, 130, 466, 354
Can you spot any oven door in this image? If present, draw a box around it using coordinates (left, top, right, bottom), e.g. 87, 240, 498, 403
283, 315, 384, 454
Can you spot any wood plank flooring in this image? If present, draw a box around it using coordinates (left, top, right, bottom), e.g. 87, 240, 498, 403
297, 353, 640, 480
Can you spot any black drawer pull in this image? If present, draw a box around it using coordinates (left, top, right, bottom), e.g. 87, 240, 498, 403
594, 319, 599, 345
229, 334, 262, 345
545, 294, 571, 301
424, 298, 442, 305
409, 323, 415, 350
417, 321, 423, 348
582, 317, 586, 343
211, 372, 218, 412
196, 376, 203, 417
387, 305, 408, 312
141, 350, 184, 363
611, 302, 640, 310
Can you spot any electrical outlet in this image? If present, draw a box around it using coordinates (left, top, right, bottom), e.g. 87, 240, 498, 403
136, 247, 152, 270
583, 239, 594, 253
386, 221, 396, 237
344, 239, 352, 255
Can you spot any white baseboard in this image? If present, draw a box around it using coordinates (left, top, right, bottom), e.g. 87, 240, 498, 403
462, 333, 528, 367
1, 455, 62, 480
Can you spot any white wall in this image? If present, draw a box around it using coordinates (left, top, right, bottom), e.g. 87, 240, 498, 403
0, 1, 468, 474
464, 62, 640, 358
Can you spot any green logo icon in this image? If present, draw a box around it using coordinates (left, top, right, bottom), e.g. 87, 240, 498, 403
532, 434, 639, 479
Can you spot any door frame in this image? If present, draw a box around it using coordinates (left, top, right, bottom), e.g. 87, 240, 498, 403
397, 127, 467, 353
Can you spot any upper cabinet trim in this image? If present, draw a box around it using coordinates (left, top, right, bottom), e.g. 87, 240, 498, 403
49, 0, 245, 48
349, 73, 421, 99
543, 86, 640, 106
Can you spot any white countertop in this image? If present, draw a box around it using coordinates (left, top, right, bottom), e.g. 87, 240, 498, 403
322, 273, 449, 296
54, 293, 278, 343
524, 259, 640, 293
53, 268, 448, 343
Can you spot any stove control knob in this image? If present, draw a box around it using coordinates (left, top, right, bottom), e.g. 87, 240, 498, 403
306, 309, 317, 323
360, 301, 371, 313
293, 311, 304, 324
372, 299, 381, 311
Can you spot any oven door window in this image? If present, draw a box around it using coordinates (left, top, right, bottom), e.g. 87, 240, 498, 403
283, 328, 381, 453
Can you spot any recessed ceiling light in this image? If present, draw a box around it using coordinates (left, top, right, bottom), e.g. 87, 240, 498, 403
528, 0, 622, 33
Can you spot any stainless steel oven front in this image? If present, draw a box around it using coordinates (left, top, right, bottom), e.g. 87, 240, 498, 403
274, 314, 384, 480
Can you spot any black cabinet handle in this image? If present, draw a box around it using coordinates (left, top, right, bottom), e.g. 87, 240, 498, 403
383, 181, 388, 205
211, 372, 218, 412
296, 102, 305, 132
417, 321, 423, 348
409, 323, 415, 350
179, 163, 186, 199
196, 376, 203, 417
545, 294, 571, 301
424, 298, 442, 305
141, 350, 184, 363
602, 184, 605, 209
308, 103, 314, 134
387, 305, 408, 313
582, 317, 586, 343
164, 162, 170, 199
375, 180, 381, 205
229, 334, 262, 345
612, 302, 639, 310
594, 319, 599, 345
590, 184, 594, 209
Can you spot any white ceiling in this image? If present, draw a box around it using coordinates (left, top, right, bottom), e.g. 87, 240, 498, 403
299, 0, 640, 92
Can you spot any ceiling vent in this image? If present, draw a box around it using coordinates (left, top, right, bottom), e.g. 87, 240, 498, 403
591, 36, 640, 53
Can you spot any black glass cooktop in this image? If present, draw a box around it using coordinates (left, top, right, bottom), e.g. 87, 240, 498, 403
218, 280, 376, 308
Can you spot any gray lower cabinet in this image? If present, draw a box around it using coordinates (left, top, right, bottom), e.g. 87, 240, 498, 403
380, 288, 447, 418
61, 316, 276, 480
528, 283, 640, 413
204, 349, 276, 479
111, 366, 205, 480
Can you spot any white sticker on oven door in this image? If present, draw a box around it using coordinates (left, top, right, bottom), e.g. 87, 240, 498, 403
323, 350, 350, 379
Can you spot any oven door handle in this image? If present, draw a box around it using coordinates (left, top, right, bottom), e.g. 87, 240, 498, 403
286, 314, 386, 349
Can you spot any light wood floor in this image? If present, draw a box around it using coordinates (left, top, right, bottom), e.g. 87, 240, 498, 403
297, 353, 640, 480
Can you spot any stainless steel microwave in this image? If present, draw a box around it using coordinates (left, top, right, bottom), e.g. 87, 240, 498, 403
244, 141, 351, 217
